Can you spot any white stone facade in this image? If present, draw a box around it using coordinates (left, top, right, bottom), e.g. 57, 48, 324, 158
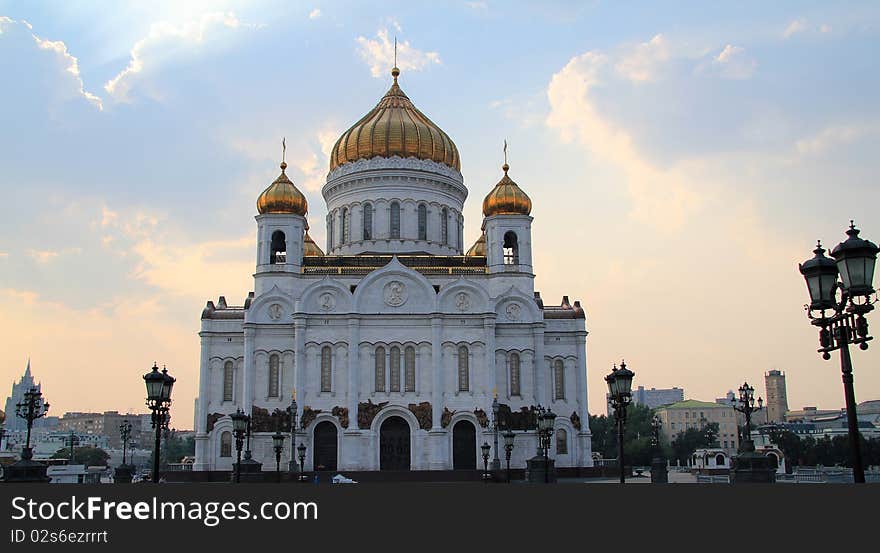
193, 154, 592, 474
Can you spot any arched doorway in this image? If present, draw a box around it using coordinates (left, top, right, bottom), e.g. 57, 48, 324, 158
380, 416, 411, 471
452, 420, 477, 470
313, 421, 338, 472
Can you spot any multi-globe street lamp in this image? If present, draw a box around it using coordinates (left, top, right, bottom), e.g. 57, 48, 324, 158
605, 360, 635, 484
15, 386, 50, 462
799, 222, 877, 483
114, 419, 135, 484
700, 415, 718, 447
490, 394, 501, 473
733, 382, 763, 448
286, 392, 299, 473
481, 442, 491, 484
143, 363, 175, 484
535, 405, 557, 484
230, 408, 249, 484
120, 420, 133, 465
272, 430, 285, 483
297, 442, 307, 481
650, 414, 667, 484
502, 430, 515, 484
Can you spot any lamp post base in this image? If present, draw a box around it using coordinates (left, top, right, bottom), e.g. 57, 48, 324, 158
114, 464, 135, 484
231, 457, 264, 483
650, 457, 668, 484
731, 444, 776, 484
525, 455, 556, 483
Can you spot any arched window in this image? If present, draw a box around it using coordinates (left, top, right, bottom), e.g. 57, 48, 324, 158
404, 346, 416, 392
222, 361, 234, 402
458, 345, 469, 392
440, 208, 448, 245
220, 431, 232, 457
554, 359, 565, 400
320, 346, 332, 392
716, 454, 725, 466
268, 354, 280, 398
390, 346, 401, 392
363, 203, 373, 240
418, 204, 427, 240
509, 353, 521, 397
341, 207, 349, 244
503, 231, 519, 265
390, 202, 401, 239
375, 346, 386, 392
556, 428, 568, 454
270, 230, 286, 264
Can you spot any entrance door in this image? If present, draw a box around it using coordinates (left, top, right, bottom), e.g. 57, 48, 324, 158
452, 420, 477, 470
380, 416, 411, 471
313, 421, 338, 472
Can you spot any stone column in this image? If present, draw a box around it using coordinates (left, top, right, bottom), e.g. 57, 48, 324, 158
484, 319, 496, 398
348, 319, 360, 427
243, 326, 255, 414
431, 317, 443, 430
196, 336, 210, 434
294, 316, 306, 399
533, 324, 547, 406
575, 333, 589, 428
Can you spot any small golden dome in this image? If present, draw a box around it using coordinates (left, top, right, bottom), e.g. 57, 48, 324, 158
257, 162, 308, 215
482, 163, 532, 217
329, 67, 460, 172
466, 232, 487, 256
303, 228, 324, 256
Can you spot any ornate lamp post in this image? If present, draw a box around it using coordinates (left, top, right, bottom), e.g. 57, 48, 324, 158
230, 408, 249, 484
287, 392, 299, 473
481, 442, 491, 483
502, 430, 515, 483
115, 419, 134, 484
272, 430, 285, 483
296, 442, 307, 481
536, 405, 557, 484
799, 222, 877, 483
605, 361, 635, 484
4, 386, 50, 482
730, 381, 774, 483
490, 393, 501, 473
650, 415, 667, 483
143, 363, 174, 484
67, 430, 78, 463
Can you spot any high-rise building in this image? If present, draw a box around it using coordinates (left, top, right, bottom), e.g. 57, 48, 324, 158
764, 370, 788, 423
3, 359, 45, 431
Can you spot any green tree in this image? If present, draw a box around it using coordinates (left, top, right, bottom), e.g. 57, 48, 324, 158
52, 446, 110, 467
589, 404, 658, 465
670, 428, 707, 463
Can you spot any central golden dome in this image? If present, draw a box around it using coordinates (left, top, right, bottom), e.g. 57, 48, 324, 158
329, 67, 460, 172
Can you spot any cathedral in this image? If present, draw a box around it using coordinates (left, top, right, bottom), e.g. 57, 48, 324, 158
193, 65, 592, 473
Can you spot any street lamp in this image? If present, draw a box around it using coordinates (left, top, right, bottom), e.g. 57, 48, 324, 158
799, 222, 877, 483
481, 441, 491, 483
287, 392, 298, 473
502, 430, 515, 484
272, 430, 285, 483
297, 442, 307, 481
605, 360, 635, 484
490, 393, 501, 473
650, 415, 667, 483
15, 386, 50, 461
733, 382, 763, 449
114, 419, 135, 484
67, 430, 78, 464
535, 405, 557, 484
143, 363, 174, 483
230, 408, 249, 484
120, 420, 133, 466
700, 415, 718, 448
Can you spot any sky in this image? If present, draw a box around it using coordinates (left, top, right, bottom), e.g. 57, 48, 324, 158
1, 1, 878, 424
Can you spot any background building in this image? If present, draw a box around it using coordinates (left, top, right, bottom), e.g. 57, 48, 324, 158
3, 359, 46, 431
655, 399, 739, 456
606, 385, 683, 416
764, 369, 789, 423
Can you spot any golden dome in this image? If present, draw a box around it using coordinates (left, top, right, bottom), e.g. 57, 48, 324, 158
303, 227, 324, 256
257, 161, 308, 215
482, 163, 531, 216
329, 68, 460, 172
466, 232, 487, 256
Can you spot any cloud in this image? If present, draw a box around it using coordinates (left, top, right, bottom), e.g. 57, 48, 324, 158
795, 124, 877, 156
104, 11, 262, 102
309, 8, 321, 19
0, 252, 8, 259
25, 248, 81, 263
0, 17, 103, 110
711, 44, 756, 80
546, 51, 703, 229
783, 18, 832, 38
615, 34, 670, 82
465, 1, 489, 10
355, 27, 441, 78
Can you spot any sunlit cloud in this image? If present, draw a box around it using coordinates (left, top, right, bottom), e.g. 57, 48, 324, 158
309, 8, 322, 19
783, 18, 832, 38
710, 44, 756, 80
356, 26, 441, 78
795, 124, 878, 156
615, 33, 670, 83
104, 11, 263, 102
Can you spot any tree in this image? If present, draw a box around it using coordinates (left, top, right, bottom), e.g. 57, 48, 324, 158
52, 446, 110, 467
670, 428, 706, 464
588, 404, 657, 465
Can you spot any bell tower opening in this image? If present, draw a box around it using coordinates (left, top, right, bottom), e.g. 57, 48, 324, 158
270, 230, 287, 264
503, 231, 519, 265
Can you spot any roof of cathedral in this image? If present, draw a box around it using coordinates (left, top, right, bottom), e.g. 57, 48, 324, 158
257, 162, 308, 215
482, 163, 531, 217
303, 228, 324, 256
329, 67, 461, 172
465, 232, 486, 257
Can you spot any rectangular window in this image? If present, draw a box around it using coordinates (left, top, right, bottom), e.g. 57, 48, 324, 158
390, 347, 401, 392
223, 361, 234, 402
321, 346, 332, 392
458, 346, 469, 392
404, 346, 416, 392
